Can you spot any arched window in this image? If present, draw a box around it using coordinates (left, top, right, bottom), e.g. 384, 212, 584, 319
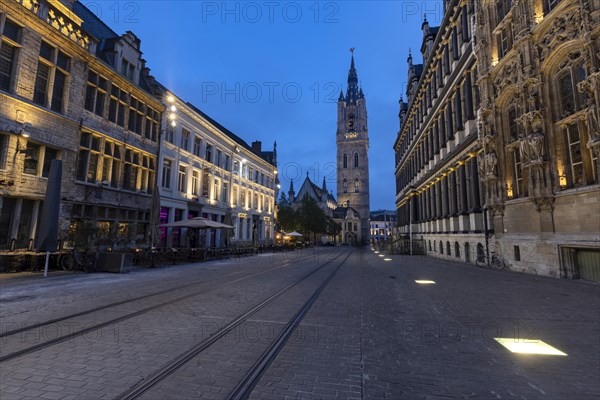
342, 179, 348, 193
354, 178, 359, 193
464, 242, 471, 262
476, 243, 484, 258
446, 241, 451, 255
439, 241, 444, 254
354, 153, 359, 168
428, 240, 432, 251
553, 53, 598, 187
343, 154, 347, 169
455, 242, 460, 258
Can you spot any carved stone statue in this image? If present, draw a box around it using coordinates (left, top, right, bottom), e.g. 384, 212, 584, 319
529, 110, 545, 133
485, 152, 498, 177
585, 103, 600, 143
477, 153, 486, 178
526, 131, 545, 164
518, 132, 530, 163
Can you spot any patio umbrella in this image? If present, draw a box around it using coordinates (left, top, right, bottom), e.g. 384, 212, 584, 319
287, 231, 304, 237
35, 160, 62, 277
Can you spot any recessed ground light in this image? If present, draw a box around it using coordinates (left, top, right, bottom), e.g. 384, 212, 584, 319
374, 251, 380, 254
384, 258, 392, 261
378, 254, 385, 257
415, 280, 436, 284
494, 338, 567, 356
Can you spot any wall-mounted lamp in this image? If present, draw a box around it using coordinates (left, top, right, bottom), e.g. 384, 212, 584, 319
506, 183, 514, 199
19, 122, 32, 138
559, 174, 567, 189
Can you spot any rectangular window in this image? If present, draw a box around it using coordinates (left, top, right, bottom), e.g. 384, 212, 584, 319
23, 142, 41, 175
0, 20, 20, 92
181, 128, 190, 151
192, 170, 200, 195
514, 245, 521, 261
178, 165, 186, 192
33, 42, 70, 113
33, 61, 50, 106
224, 155, 230, 170
0, 134, 7, 169
202, 168, 210, 197
162, 159, 172, 188
145, 107, 159, 142
241, 188, 246, 207
205, 144, 213, 163
216, 150, 222, 167
193, 137, 202, 157
108, 85, 128, 127
213, 179, 219, 201
566, 123, 585, 186
222, 182, 228, 203
498, 27, 512, 59
50, 68, 66, 112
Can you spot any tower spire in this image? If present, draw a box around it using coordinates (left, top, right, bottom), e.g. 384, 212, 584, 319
322, 176, 327, 192
346, 47, 359, 104
288, 179, 295, 202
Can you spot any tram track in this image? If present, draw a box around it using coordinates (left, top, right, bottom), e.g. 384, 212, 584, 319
115, 250, 352, 400
0, 248, 332, 363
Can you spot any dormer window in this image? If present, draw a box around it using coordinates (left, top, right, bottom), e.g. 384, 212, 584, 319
121, 59, 135, 80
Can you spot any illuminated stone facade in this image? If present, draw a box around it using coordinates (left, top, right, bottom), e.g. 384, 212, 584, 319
395, 0, 600, 279
475, 0, 600, 278
155, 92, 278, 248
0, 0, 280, 251
0, 0, 162, 250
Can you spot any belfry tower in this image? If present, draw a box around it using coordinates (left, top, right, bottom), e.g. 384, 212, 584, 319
336, 49, 370, 244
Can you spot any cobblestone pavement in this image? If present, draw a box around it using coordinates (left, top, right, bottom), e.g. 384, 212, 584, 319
1, 248, 598, 400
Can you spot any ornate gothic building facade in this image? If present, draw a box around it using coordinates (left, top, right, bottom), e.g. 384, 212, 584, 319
395, 0, 600, 280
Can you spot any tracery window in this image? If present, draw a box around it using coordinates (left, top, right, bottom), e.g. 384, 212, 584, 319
553, 54, 597, 188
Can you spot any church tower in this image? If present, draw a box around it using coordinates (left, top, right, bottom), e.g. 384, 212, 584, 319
337, 49, 370, 244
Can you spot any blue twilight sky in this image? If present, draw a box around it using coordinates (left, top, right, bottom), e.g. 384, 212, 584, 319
93, 0, 445, 210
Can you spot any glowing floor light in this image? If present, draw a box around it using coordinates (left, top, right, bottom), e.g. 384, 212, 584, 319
384, 258, 392, 261
415, 280, 436, 284
374, 251, 380, 254
494, 338, 567, 356
378, 254, 385, 257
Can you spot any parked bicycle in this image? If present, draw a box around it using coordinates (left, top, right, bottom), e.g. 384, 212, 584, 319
476, 252, 506, 270
60, 248, 97, 272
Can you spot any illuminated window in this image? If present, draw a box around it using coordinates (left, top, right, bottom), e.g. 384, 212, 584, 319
178, 165, 187, 192
192, 170, 200, 195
